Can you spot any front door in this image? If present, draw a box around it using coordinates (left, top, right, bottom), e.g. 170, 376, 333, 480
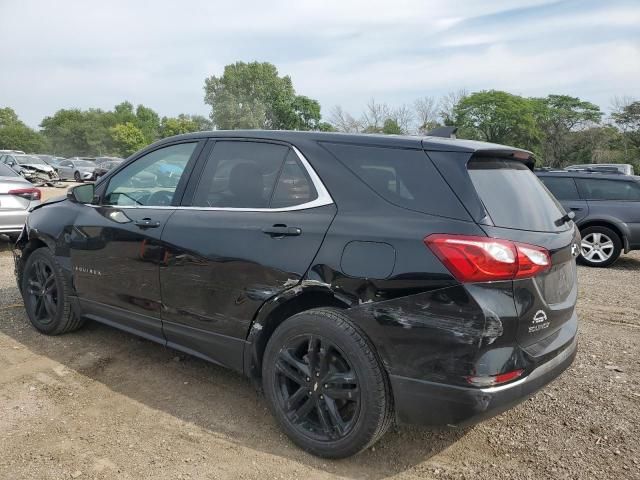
159, 140, 336, 370
70, 141, 201, 342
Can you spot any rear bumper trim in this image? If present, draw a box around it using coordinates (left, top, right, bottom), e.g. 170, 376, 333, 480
390, 334, 577, 426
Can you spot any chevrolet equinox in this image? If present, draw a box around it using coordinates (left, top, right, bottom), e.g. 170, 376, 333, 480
14, 131, 579, 458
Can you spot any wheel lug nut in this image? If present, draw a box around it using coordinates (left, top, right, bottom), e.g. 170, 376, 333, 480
319, 395, 323, 399
315, 373, 320, 377
324, 384, 328, 388
305, 377, 310, 382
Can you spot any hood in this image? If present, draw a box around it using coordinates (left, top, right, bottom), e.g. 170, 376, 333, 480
21, 163, 55, 173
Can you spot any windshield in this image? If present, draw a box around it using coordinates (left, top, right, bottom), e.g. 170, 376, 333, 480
15, 156, 43, 165
74, 160, 95, 167
468, 158, 568, 232
0, 163, 19, 177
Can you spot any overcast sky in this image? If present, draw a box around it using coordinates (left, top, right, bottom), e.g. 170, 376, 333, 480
1, 0, 639, 127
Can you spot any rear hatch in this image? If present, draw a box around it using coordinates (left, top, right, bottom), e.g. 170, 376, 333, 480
428, 151, 579, 347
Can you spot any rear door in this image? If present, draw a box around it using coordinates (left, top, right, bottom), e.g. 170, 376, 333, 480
159, 140, 336, 370
58, 160, 73, 180
538, 175, 589, 223
429, 152, 580, 347
577, 177, 640, 249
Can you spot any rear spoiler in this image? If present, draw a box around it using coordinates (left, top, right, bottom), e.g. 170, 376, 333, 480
427, 126, 458, 138
473, 149, 536, 171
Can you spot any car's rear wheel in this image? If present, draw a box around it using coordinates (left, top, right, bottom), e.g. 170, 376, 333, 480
579, 226, 622, 267
74, 171, 82, 183
262, 308, 393, 458
21, 248, 85, 335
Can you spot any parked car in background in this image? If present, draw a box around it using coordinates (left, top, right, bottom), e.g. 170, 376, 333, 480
15, 131, 578, 458
57, 158, 97, 182
0, 163, 41, 241
35, 154, 63, 167
537, 170, 640, 267
0, 153, 60, 185
0, 149, 26, 155
566, 163, 635, 176
94, 157, 124, 178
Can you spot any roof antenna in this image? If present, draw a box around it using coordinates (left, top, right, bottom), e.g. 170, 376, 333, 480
427, 126, 458, 139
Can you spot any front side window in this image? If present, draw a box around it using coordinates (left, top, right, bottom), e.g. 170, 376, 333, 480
104, 142, 196, 207
576, 178, 640, 201
539, 176, 580, 200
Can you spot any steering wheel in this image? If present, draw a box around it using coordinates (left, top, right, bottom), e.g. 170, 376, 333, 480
146, 190, 173, 206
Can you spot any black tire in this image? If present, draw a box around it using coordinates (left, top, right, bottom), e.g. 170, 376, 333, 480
74, 171, 83, 183
578, 226, 622, 268
21, 248, 85, 335
262, 308, 393, 458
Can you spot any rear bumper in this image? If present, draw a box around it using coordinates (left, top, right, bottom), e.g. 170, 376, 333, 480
390, 334, 577, 426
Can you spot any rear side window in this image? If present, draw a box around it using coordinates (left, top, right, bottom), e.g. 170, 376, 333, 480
468, 159, 567, 232
539, 176, 580, 200
322, 142, 469, 219
270, 150, 317, 208
575, 178, 640, 201
192, 141, 288, 208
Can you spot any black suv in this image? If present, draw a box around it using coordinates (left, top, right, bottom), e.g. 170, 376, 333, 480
14, 131, 579, 458
537, 170, 640, 267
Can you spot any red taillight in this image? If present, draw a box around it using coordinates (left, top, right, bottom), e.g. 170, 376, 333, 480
8, 188, 41, 201
424, 234, 550, 282
466, 369, 524, 387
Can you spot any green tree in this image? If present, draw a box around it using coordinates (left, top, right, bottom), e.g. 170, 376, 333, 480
40, 108, 113, 156
135, 104, 161, 144
203, 61, 323, 130
454, 90, 539, 150
0, 107, 48, 152
110, 122, 147, 157
382, 118, 402, 134
159, 114, 212, 138
612, 101, 640, 152
533, 95, 602, 167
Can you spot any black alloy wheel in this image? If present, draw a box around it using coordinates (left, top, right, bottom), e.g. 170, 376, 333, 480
21, 248, 85, 335
274, 334, 361, 442
263, 309, 393, 458
24, 258, 58, 327
74, 171, 82, 182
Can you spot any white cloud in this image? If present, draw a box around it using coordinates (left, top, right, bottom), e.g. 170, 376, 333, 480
0, 0, 638, 126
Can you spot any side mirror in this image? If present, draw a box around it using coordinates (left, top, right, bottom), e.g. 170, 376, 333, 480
68, 183, 96, 204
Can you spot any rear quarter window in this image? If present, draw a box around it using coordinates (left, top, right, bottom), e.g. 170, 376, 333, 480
321, 142, 469, 220
468, 158, 568, 232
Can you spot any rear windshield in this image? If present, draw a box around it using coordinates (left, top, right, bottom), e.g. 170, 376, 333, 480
468, 158, 568, 232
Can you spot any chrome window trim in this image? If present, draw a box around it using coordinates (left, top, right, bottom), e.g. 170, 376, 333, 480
90, 144, 334, 212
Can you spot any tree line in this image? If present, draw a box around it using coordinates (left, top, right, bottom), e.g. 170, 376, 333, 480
1, 61, 638, 168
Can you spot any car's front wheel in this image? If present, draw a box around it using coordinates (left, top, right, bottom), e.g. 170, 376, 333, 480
74, 171, 83, 182
579, 226, 622, 267
262, 308, 393, 458
21, 248, 85, 335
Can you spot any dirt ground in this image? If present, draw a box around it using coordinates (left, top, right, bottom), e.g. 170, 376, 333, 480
0, 196, 639, 479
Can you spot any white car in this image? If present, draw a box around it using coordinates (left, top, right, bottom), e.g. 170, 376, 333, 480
0, 163, 41, 240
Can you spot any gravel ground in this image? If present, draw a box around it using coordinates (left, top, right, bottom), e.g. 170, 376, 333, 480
0, 218, 639, 479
